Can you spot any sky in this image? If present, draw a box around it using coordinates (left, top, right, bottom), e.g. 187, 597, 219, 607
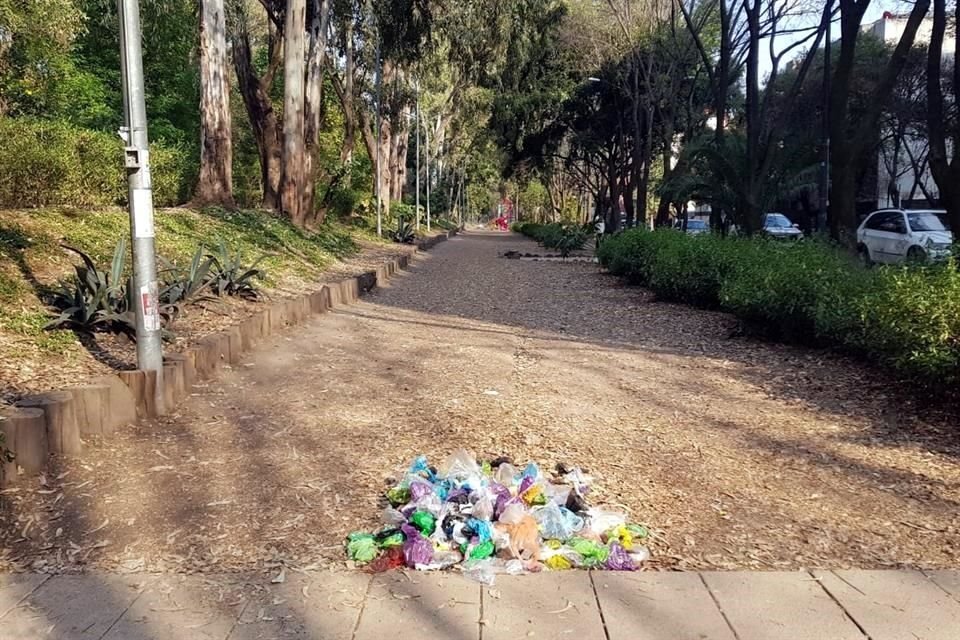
759, 0, 904, 81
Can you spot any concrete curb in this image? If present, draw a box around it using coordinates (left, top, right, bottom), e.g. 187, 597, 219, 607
0, 230, 456, 486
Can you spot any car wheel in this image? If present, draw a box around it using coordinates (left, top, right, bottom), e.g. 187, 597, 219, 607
906, 246, 927, 264
857, 244, 873, 267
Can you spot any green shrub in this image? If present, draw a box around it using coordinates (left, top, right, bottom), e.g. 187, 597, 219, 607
720, 240, 859, 342
516, 221, 589, 256
0, 117, 194, 208
599, 228, 960, 382
858, 265, 960, 377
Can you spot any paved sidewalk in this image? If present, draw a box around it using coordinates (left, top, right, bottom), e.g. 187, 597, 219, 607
1, 569, 958, 639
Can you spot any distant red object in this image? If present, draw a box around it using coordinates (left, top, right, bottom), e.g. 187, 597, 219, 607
495, 216, 509, 231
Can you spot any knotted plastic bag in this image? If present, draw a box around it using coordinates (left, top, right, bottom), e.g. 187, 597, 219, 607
439, 448, 481, 481
401, 524, 433, 568
567, 537, 610, 567
605, 542, 636, 571
533, 503, 584, 541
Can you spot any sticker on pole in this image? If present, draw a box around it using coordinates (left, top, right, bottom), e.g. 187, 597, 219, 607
132, 189, 155, 238
140, 282, 161, 332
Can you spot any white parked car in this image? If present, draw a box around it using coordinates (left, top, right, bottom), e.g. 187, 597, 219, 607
856, 209, 953, 264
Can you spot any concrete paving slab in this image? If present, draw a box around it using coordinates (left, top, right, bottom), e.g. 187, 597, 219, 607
229, 570, 370, 640
593, 571, 736, 640
924, 570, 960, 601
104, 574, 245, 640
0, 573, 152, 639
482, 572, 605, 640
815, 570, 960, 640
354, 571, 479, 640
702, 571, 865, 640
0, 573, 48, 618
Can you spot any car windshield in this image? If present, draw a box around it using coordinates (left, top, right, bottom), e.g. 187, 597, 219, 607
687, 220, 707, 229
764, 214, 792, 228
908, 212, 949, 232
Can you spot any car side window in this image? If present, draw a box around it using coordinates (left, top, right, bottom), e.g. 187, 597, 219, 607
884, 214, 907, 234
868, 212, 907, 233
865, 212, 891, 230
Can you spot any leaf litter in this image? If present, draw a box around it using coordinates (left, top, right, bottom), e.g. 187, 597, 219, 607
0, 232, 958, 574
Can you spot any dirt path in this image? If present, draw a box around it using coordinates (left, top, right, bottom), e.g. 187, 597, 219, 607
3, 231, 959, 573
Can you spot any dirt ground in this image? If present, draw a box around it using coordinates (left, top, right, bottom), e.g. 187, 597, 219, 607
1, 231, 958, 574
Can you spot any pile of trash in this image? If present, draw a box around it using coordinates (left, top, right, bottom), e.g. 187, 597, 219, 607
346, 450, 651, 583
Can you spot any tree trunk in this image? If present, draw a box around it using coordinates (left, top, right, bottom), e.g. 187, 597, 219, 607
927, 0, 960, 231
392, 126, 409, 201
630, 58, 642, 229
337, 19, 356, 176
743, 0, 762, 235
709, 0, 732, 233
281, 0, 307, 227
195, 0, 234, 208
232, 18, 282, 210
638, 105, 654, 227
389, 123, 402, 201
303, 0, 332, 225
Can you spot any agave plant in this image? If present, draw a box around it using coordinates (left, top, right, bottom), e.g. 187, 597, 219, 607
45, 239, 136, 336
392, 216, 416, 244
207, 239, 267, 300
160, 246, 216, 305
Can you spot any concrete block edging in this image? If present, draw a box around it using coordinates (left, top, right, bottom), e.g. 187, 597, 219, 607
1, 231, 455, 485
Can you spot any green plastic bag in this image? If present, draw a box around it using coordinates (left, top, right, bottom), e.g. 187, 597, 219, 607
347, 533, 378, 563
410, 510, 437, 536
461, 540, 495, 560
386, 486, 411, 507
567, 537, 610, 566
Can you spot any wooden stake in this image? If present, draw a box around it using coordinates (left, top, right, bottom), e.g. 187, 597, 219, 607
0, 406, 47, 480
16, 391, 81, 455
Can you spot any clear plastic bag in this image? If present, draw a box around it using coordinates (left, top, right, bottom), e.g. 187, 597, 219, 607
498, 502, 527, 525
532, 503, 584, 541
469, 488, 495, 521
495, 463, 517, 486
462, 559, 497, 585
586, 507, 626, 536
381, 507, 406, 526
439, 448, 481, 480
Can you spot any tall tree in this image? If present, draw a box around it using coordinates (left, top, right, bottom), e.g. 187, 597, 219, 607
195, 0, 235, 207
231, 0, 283, 210
303, 0, 333, 223
926, 0, 960, 231
280, 0, 308, 226
829, 0, 931, 241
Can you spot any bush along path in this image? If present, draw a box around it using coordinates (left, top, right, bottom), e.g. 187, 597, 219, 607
0, 231, 957, 575
598, 228, 960, 384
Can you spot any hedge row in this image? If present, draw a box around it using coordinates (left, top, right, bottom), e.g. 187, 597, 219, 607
0, 117, 195, 208
597, 229, 960, 382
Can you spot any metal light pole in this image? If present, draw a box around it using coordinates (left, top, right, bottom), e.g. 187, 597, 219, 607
415, 79, 421, 232
374, 37, 383, 237
424, 121, 431, 232
118, 0, 164, 410
819, 1, 832, 233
